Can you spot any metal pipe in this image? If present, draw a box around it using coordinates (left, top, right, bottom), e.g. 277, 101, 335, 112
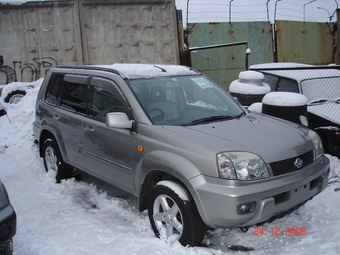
274, 0, 282, 21
317, 6, 331, 22
266, 0, 272, 22
186, 0, 190, 30
229, 0, 234, 23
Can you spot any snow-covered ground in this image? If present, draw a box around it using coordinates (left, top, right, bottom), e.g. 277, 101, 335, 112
0, 80, 340, 255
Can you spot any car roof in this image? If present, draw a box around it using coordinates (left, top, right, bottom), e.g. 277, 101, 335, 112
250, 63, 340, 83
57, 63, 199, 79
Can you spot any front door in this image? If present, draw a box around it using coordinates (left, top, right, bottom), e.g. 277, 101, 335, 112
82, 76, 136, 192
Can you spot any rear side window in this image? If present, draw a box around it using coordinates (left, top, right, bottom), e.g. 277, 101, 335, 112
45, 73, 63, 105
45, 73, 90, 114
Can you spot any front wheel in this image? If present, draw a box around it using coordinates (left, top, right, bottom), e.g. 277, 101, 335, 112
148, 181, 206, 246
43, 139, 73, 183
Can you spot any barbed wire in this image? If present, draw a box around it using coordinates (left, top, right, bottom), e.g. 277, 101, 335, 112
185, 0, 334, 23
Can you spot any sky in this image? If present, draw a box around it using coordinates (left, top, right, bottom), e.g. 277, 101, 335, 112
0, 0, 338, 24
0, 67, 340, 255
175, 0, 338, 24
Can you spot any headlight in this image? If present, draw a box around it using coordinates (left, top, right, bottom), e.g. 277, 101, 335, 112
308, 130, 324, 160
217, 152, 269, 181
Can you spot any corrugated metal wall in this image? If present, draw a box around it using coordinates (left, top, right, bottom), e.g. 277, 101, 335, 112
275, 21, 335, 65
0, 0, 179, 84
186, 20, 335, 91
186, 22, 273, 90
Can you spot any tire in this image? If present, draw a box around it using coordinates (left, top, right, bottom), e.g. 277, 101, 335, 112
0, 109, 6, 117
4, 90, 26, 104
0, 238, 13, 255
43, 139, 73, 183
148, 181, 206, 246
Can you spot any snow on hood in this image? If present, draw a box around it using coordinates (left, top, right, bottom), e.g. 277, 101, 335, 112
308, 103, 340, 125
262, 92, 308, 107
250, 62, 313, 69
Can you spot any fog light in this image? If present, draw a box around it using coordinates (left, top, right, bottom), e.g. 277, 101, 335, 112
237, 202, 256, 215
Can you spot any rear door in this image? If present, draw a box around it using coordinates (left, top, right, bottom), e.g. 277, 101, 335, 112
45, 73, 90, 169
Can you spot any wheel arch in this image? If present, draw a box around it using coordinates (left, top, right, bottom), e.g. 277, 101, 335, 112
136, 155, 202, 214
38, 129, 68, 163
138, 170, 192, 212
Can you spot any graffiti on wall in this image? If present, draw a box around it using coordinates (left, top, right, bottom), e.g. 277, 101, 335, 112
0, 56, 58, 85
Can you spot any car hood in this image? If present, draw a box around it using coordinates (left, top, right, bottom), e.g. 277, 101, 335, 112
308, 103, 340, 126
163, 113, 314, 163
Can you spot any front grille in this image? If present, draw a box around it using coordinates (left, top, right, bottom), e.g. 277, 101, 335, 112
270, 150, 314, 176
0, 239, 13, 255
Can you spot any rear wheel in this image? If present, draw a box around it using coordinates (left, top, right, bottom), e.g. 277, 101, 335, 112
148, 181, 206, 246
43, 139, 73, 183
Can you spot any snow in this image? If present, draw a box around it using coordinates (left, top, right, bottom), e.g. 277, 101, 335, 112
229, 71, 271, 95
262, 92, 308, 107
156, 181, 189, 201
248, 102, 263, 113
308, 103, 340, 125
0, 79, 340, 255
93, 64, 196, 79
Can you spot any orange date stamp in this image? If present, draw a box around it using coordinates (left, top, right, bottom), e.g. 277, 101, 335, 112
253, 226, 307, 237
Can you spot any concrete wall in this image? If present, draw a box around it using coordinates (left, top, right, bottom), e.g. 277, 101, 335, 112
0, 0, 179, 84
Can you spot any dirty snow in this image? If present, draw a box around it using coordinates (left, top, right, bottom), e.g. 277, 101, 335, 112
0, 80, 340, 255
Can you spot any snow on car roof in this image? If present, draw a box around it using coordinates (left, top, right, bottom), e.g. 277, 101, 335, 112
250, 63, 340, 82
93, 63, 198, 79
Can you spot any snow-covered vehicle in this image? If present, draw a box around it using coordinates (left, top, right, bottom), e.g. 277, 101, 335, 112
248, 63, 340, 158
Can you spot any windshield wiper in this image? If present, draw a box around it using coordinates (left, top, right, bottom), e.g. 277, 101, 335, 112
182, 112, 245, 126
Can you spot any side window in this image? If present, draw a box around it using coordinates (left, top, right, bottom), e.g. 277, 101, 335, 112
277, 78, 299, 93
60, 82, 89, 114
45, 73, 64, 105
89, 77, 132, 122
263, 73, 278, 91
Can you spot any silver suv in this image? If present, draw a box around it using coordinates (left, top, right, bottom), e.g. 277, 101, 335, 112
33, 64, 330, 246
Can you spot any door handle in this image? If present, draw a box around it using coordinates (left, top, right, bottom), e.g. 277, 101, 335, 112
84, 124, 94, 132
53, 114, 60, 120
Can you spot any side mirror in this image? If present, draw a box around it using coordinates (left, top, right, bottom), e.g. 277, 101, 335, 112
106, 112, 133, 129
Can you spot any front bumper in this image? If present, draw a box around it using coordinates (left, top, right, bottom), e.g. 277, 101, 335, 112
0, 204, 16, 244
189, 155, 330, 229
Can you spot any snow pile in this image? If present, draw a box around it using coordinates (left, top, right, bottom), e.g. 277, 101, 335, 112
229, 71, 271, 95
262, 92, 308, 107
0, 80, 340, 255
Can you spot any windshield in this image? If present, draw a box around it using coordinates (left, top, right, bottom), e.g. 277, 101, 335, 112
128, 75, 245, 125
301, 77, 340, 103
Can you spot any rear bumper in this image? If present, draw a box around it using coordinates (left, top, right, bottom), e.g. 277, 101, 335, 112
189, 155, 330, 229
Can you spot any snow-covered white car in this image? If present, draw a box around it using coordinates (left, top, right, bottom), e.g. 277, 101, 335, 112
247, 63, 340, 158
